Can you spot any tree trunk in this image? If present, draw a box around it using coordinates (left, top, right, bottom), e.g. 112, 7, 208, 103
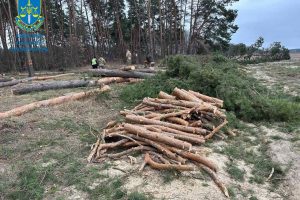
88, 69, 155, 79
0, 86, 111, 119
124, 124, 193, 150
12, 77, 134, 95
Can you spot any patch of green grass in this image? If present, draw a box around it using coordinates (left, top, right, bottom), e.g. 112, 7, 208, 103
39, 117, 97, 144
7, 164, 56, 200
291, 135, 300, 142
0, 146, 14, 159
40, 151, 105, 193
89, 178, 126, 200
227, 186, 236, 199
161, 169, 182, 183
270, 135, 283, 140
31, 92, 56, 101
95, 91, 111, 102
127, 191, 151, 200
226, 162, 245, 182
219, 128, 285, 185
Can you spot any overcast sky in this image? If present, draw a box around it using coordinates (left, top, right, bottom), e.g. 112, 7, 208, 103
231, 0, 300, 49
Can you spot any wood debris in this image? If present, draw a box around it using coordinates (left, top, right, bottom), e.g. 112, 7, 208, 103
88, 88, 231, 197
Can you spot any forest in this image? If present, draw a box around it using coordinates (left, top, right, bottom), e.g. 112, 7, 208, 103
0, 0, 239, 72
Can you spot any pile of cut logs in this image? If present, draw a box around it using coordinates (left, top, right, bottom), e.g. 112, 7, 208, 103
88, 88, 232, 197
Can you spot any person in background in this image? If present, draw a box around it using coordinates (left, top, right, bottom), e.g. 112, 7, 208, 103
91, 57, 99, 69
144, 54, 155, 68
98, 56, 106, 68
126, 50, 132, 65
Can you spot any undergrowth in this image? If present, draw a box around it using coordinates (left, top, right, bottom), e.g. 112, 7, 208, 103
121, 54, 300, 123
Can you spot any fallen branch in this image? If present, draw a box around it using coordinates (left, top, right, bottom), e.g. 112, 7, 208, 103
199, 164, 229, 198
168, 147, 218, 172
144, 153, 195, 171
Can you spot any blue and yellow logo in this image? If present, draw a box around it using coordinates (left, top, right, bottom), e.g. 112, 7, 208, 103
15, 0, 44, 32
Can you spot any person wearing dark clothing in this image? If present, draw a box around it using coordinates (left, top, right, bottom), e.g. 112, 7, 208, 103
146, 55, 153, 64
144, 54, 155, 68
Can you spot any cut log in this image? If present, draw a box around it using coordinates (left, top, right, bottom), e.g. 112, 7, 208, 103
144, 153, 195, 171
172, 88, 202, 102
0, 77, 36, 88
121, 65, 136, 71
33, 73, 75, 80
149, 152, 171, 164
158, 91, 176, 100
152, 130, 205, 145
126, 115, 208, 135
88, 69, 155, 79
166, 117, 189, 126
0, 86, 110, 120
168, 147, 218, 172
124, 123, 193, 151
189, 90, 223, 107
146, 125, 205, 140
95, 139, 129, 158
145, 98, 203, 109
0, 78, 13, 82
152, 110, 191, 120
12, 77, 132, 95
204, 120, 228, 140
98, 146, 155, 159
122, 141, 148, 148
142, 98, 184, 110
135, 68, 158, 74
0, 73, 74, 88
87, 139, 101, 163
115, 133, 187, 164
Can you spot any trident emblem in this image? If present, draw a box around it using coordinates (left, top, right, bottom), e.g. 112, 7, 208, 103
20, 0, 39, 24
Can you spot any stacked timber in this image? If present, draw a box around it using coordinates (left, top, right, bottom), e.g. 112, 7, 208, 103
88, 88, 232, 197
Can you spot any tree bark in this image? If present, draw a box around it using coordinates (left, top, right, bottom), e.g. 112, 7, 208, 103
0, 86, 110, 119
12, 77, 134, 95
144, 153, 195, 171
124, 123, 193, 151
168, 146, 218, 172
126, 115, 208, 135
88, 69, 155, 79
0, 73, 74, 88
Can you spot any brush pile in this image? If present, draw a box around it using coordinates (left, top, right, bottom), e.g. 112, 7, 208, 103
88, 88, 232, 197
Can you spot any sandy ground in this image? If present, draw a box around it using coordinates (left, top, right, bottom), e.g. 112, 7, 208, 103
244, 56, 300, 200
